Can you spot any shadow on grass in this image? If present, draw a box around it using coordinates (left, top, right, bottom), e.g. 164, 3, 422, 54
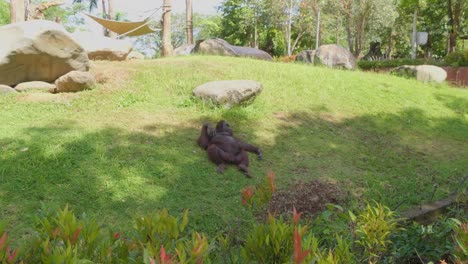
263, 107, 467, 210
0, 122, 255, 237
0, 107, 466, 237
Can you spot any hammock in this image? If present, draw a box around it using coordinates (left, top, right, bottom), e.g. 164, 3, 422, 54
86, 13, 159, 37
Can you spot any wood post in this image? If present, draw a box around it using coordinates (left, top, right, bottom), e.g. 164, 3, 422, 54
186, 0, 193, 45
161, 0, 173, 57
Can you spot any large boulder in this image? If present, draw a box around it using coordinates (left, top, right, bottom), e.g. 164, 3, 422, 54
193, 80, 262, 107
72, 32, 133, 61
295, 50, 316, 63
193, 38, 272, 61
127, 50, 145, 60
0, 20, 89, 86
52, 71, 96, 93
174, 44, 195, 56
15, 81, 55, 92
391, 65, 447, 83
0, 85, 18, 95
314, 44, 356, 69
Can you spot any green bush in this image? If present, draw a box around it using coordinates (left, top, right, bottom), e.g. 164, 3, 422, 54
444, 50, 468, 67
357, 58, 442, 70
358, 52, 468, 70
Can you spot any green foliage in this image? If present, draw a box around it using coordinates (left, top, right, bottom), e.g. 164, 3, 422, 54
357, 58, 443, 70
354, 202, 399, 263
388, 217, 464, 263
242, 214, 295, 263
241, 171, 276, 210
0, 0, 10, 25
0, 200, 465, 263
445, 50, 468, 67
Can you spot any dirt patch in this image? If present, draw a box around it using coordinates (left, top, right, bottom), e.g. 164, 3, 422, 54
268, 180, 343, 218
89, 61, 139, 90
17, 93, 79, 104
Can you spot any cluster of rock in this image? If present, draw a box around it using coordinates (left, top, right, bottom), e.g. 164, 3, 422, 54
295, 44, 448, 83
0, 20, 95, 94
0, 20, 145, 95
174, 38, 273, 61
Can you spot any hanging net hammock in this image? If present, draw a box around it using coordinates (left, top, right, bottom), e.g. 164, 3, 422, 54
85, 13, 160, 37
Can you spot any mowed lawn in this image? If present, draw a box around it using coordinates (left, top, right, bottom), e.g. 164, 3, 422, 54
0, 56, 467, 237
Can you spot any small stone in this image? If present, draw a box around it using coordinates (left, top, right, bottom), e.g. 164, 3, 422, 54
15, 81, 56, 92
53, 71, 96, 93
0, 85, 17, 94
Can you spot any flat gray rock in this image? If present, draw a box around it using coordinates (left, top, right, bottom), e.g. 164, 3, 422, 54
174, 44, 195, 56
193, 38, 272, 61
15, 81, 55, 92
391, 65, 447, 83
193, 80, 262, 107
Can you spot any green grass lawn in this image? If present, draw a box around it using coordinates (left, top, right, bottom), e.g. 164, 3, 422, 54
1, 56, 467, 238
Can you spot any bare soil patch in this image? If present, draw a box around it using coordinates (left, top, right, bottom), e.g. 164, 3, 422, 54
268, 180, 343, 218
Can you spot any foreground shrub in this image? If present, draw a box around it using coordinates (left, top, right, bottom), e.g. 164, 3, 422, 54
0, 172, 464, 263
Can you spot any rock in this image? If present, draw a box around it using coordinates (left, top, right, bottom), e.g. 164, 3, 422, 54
53, 71, 96, 93
0, 85, 18, 94
295, 50, 316, 63
391, 65, 447, 83
174, 44, 195, 56
15, 81, 55, 92
314, 44, 357, 69
72, 32, 133, 61
0, 20, 89, 86
127, 50, 145, 60
193, 38, 272, 61
193, 80, 262, 107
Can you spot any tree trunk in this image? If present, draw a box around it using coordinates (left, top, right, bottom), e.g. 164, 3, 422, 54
286, 0, 293, 56
101, 0, 109, 36
315, 8, 320, 50
25, 0, 30, 21
335, 16, 340, 45
411, 8, 417, 59
108, 0, 115, 38
447, 0, 461, 53
10, 0, 26, 23
162, 0, 173, 57
186, 0, 193, 45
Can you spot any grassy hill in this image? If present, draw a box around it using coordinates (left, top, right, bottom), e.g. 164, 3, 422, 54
0, 56, 467, 237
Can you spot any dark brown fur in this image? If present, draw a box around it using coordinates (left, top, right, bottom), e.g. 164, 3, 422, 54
197, 120, 262, 178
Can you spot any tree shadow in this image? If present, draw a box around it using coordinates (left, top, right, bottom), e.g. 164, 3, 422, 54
259, 107, 467, 211
0, 106, 466, 238
0, 121, 254, 237
434, 93, 468, 117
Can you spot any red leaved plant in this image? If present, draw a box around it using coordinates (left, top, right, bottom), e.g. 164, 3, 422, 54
293, 228, 310, 264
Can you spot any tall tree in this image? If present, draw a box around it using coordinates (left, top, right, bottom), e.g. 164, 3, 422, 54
10, 0, 26, 23
447, 0, 465, 53
161, 0, 173, 56
108, 0, 115, 37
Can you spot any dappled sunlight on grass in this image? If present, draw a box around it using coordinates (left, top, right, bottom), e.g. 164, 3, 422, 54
1, 56, 466, 238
